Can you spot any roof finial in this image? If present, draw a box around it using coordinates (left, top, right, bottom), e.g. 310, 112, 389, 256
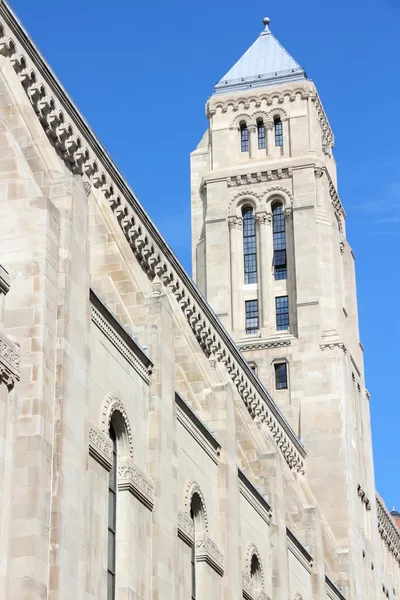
263, 16, 271, 32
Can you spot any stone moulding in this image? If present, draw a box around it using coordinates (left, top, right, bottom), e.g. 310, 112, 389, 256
175, 392, 221, 464
325, 575, 346, 600
88, 422, 113, 471
286, 528, 313, 574
195, 533, 224, 576
376, 493, 400, 564
239, 339, 291, 352
0, 331, 20, 391
90, 289, 153, 385
226, 168, 292, 188
239, 469, 272, 524
117, 456, 154, 511
0, 4, 306, 474
242, 572, 254, 600
177, 508, 194, 546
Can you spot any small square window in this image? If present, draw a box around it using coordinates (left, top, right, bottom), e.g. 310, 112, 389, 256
274, 363, 288, 390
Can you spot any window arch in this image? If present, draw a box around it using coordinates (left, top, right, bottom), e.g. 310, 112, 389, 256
272, 203, 287, 280
190, 493, 205, 600
242, 207, 257, 284
274, 117, 283, 147
240, 122, 249, 152
257, 119, 266, 150
108, 419, 117, 600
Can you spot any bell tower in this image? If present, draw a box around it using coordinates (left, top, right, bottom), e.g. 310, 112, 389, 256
191, 17, 380, 598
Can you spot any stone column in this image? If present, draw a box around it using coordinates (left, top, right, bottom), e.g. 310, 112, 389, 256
258, 211, 274, 335
248, 125, 256, 159
228, 216, 243, 334
266, 121, 274, 156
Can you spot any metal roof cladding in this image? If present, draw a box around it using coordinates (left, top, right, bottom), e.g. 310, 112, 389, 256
214, 17, 307, 95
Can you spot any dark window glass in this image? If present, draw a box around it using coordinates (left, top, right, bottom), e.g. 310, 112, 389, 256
275, 296, 289, 330
190, 505, 196, 599
245, 300, 259, 334
240, 123, 249, 152
243, 208, 257, 284
274, 118, 283, 147
257, 121, 266, 149
272, 204, 287, 280
274, 363, 288, 389
107, 424, 117, 600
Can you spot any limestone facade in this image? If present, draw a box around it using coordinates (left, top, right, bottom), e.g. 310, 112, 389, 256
0, 3, 397, 600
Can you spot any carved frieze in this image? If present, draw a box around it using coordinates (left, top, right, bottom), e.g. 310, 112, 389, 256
0, 332, 20, 391
88, 422, 113, 471
195, 533, 224, 576
177, 508, 194, 546
117, 456, 154, 511
227, 168, 292, 188
376, 494, 400, 563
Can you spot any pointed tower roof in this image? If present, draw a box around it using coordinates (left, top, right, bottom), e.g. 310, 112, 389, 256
214, 17, 307, 95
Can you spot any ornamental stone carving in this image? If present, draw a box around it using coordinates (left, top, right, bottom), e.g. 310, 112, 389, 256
100, 393, 134, 458
118, 456, 154, 510
245, 543, 265, 588
88, 422, 113, 471
183, 479, 209, 532
195, 532, 224, 576
177, 508, 195, 546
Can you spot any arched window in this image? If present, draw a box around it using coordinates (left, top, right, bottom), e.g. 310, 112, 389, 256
272, 204, 287, 280
257, 120, 266, 149
250, 553, 262, 587
274, 117, 283, 147
240, 122, 249, 152
108, 422, 117, 600
243, 208, 257, 284
190, 493, 205, 600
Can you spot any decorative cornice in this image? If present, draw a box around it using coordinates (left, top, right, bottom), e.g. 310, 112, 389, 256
227, 168, 292, 188
239, 469, 272, 524
195, 533, 224, 576
357, 484, 371, 511
0, 4, 306, 474
175, 393, 221, 464
324, 169, 346, 219
208, 87, 312, 117
90, 289, 152, 384
0, 331, 20, 390
177, 508, 194, 546
376, 493, 400, 563
311, 93, 334, 156
350, 354, 361, 377
242, 572, 254, 600
320, 341, 347, 354
286, 528, 313, 574
0, 265, 10, 296
239, 339, 291, 352
118, 456, 154, 511
88, 422, 113, 471
325, 576, 347, 600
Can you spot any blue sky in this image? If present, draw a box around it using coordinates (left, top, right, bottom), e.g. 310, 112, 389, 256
9, 0, 399, 507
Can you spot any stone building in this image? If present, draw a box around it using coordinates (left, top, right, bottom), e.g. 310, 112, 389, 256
0, 3, 397, 600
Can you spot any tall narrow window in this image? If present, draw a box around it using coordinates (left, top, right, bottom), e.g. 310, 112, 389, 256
274, 117, 283, 147
190, 493, 204, 600
245, 300, 259, 334
108, 424, 117, 600
272, 204, 287, 280
274, 363, 288, 389
240, 122, 249, 152
250, 553, 263, 595
275, 296, 289, 330
257, 120, 266, 149
243, 208, 257, 284
190, 505, 196, 600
